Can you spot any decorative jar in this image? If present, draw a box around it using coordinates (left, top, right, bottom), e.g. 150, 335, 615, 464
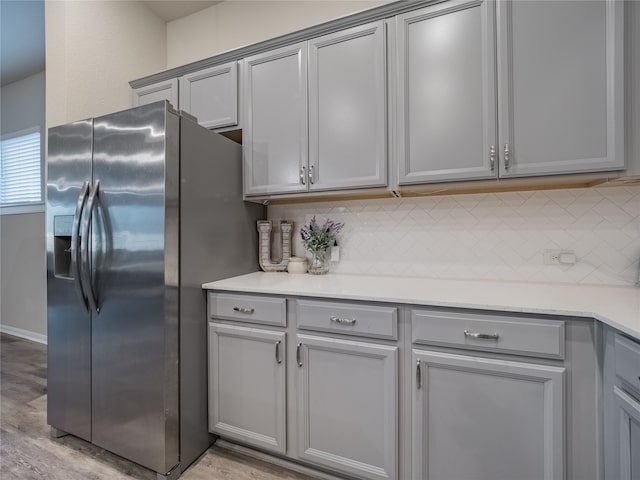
287, 256, 308, 274
308, 249, 330, 275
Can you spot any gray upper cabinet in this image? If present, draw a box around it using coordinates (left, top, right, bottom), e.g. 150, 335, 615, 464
394, 0, 624, 186
243, 43, 308, 196
296, 334, 397, 480
131, 78, 178, 109
412, 349, 565, 480
208, 323, 286, 454
496, 0, 624, 177
308, 21, 387, 191
395, 0, 497, 184
179, 62, 238, 130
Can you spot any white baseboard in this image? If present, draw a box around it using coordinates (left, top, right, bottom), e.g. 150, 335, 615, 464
0, 324, 47, 344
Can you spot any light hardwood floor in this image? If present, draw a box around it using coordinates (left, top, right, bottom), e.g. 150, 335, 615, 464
0, 333, 316, 480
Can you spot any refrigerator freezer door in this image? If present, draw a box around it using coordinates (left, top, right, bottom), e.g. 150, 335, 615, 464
46, 119, 94, 441
90, 102, 179, 475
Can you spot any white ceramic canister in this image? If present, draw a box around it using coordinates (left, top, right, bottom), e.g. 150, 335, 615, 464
287, 256, 308, 274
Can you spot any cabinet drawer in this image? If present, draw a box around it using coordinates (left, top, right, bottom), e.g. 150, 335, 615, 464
209, 293, 286, 326
296, 299, 397, 340
411, 309, 565, 359
615, 334, 640, 394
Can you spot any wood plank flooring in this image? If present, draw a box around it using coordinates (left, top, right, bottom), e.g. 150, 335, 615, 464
0, 333, 316, 480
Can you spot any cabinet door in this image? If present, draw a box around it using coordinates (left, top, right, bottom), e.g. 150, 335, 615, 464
496, 0, 624, 177
131, 78, 178, 108
243, 43, 308, 195
296, 334, 397, 480
208, 323, 286, 454
308, 21, 386, 191
180, 62, 238, 130
395, 0, 497, 184
613, 387, 640, 480
413, 349, 565, 480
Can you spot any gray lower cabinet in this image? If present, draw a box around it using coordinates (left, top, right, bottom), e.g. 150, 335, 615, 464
208, 322, 286, 454
296, 334, 398, 480
179, 61, 238, 130
412, 349, 565, 480
131, 78, 178, 108
605, 330, 640, 480
612, 387, 640, 480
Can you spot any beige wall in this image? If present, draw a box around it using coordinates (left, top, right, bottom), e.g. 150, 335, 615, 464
0, 72, 47, 339
166, 0, 391, 67
46, 0, 167, 127
1, 214, 46, 337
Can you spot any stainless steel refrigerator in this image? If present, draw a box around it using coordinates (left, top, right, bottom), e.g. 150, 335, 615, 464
46, 101, 264, 479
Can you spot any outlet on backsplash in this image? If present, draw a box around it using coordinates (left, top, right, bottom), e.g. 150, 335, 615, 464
543, 250, 577, 266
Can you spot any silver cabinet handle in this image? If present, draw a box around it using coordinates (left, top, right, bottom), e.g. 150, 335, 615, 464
503, 143, 511, 171
330, 316, 356, 326
81, 180, 100, 313
275, 340, 282, 364
489, 145, 496, 172
308, 165, 315, 184
72, 181, 90, 313
233, 306, 254, 314
416, 360, 422, 390
296, 343, 303, 367
464, 329, 499, 340
300, 166, 306, 185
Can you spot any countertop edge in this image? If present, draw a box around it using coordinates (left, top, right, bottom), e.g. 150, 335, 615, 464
202, 273, 640, 341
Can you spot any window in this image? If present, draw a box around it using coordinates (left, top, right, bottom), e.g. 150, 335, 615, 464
0, 128, 43, 212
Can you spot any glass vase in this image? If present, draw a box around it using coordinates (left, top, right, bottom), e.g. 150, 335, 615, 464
308, 249, 330, 275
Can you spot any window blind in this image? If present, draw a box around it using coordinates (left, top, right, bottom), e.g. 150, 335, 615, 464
0, 131, 42, 206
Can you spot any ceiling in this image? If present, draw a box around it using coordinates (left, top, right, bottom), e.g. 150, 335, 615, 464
0, 0, 221, 87
144, 0, 221, 21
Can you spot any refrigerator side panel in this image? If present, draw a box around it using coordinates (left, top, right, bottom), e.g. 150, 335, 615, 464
46, 120, 93, 442
90, 101, 179, 475
179, 118, 265, 468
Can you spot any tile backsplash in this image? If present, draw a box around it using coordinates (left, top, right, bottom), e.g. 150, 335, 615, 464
268, 186, 640, 286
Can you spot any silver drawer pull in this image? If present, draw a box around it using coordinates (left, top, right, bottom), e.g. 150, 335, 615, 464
330, 316, 356, 326
233, 306, 255, 314
275, 341, 282, 364
464, 329, 499, 340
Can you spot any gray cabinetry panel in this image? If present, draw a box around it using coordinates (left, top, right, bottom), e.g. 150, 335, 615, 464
613, 387, 640, 480
131, 79, 178, 108
296, 299, 397, 340
395, 0, 497, 184
616, 334, 640, 395
208, 323, 286, 454
209, 292, 286, 326
411, 309, 565, 359
296, 334, 397, 480
412, 349, 565, 480
308, 21, 387, 191
180, 62, 238, 129
496, 0, 624, 177
243, 43, 308, 195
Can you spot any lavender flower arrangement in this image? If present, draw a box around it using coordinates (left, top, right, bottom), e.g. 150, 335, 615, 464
299, 216, 344, 252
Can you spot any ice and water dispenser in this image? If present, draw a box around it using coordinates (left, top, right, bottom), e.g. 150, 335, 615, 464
53, 215, 75, 278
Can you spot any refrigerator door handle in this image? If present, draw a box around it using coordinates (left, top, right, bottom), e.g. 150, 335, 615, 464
71, 181, 91, 312
81, 180, 100, 313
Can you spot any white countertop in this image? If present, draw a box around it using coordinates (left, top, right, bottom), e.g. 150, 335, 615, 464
203, 272, 640, 341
